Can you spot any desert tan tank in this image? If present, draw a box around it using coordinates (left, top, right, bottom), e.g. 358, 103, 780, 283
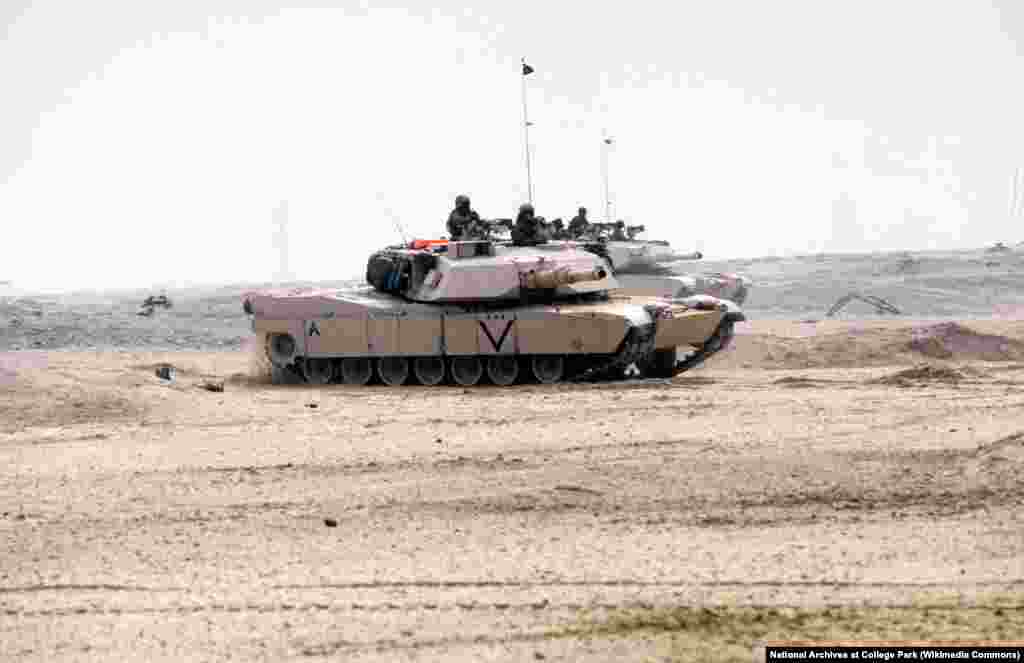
529, 222, 752, 305
242, 238, 745, 386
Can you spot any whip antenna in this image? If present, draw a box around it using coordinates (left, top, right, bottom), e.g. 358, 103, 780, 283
376, 192, 409, 245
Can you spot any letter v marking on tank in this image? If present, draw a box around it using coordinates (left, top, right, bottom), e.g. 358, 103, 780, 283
479, 320, 514, 351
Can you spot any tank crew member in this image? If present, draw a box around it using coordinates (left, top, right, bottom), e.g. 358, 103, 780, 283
549, 218, 568, 239
511, 203, 545, 246
568, 207, 589, 238
446, 194, 482, 240
610, 220, 628, 241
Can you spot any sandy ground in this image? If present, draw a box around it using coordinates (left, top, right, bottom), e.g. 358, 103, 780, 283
2, 318, 1024, 661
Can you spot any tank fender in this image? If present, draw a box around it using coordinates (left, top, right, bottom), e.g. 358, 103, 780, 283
674, 294, 746, 322
714, 298, 745, 322
671, 297, 745, 325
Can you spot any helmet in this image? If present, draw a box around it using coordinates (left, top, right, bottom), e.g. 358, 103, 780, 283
455, 194, 470, 206
519, 203, 534, 214
578, 207, 586, 214
616, 220, 625, 227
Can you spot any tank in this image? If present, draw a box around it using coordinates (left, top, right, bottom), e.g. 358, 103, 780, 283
539, 228, 751, 306
558, 222, 698, 274
242, 238, 745, 386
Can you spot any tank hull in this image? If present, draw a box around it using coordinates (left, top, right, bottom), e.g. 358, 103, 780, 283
615, 273, 751, 306
246, 286, 742, 386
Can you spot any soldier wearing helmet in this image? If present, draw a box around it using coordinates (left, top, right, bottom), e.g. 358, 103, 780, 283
446, 194, 482, 240
568, 206, 589, 239
610, 219, 628, 241
511, 202, 545, 246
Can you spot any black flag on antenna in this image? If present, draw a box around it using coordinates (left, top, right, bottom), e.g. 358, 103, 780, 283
522, 61, 535, 76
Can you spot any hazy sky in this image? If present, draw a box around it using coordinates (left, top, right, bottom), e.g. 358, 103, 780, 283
3, 0, 1024, 289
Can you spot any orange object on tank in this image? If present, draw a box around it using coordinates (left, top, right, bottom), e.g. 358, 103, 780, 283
410, 239, 450, 249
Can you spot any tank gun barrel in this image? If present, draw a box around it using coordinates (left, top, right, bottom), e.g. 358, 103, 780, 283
523, 267, 608, 289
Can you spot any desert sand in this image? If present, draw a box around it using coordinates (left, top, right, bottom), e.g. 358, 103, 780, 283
2, 318, 1023, 661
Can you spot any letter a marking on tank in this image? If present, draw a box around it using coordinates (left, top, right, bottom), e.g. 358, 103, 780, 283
479, 320, 513, 351
308, 321, 321, 337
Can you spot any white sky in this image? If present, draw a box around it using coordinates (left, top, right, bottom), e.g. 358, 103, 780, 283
2, 0, 1024, 289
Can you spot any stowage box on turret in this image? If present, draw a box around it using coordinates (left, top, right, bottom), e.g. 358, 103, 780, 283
242, 238, 745, 386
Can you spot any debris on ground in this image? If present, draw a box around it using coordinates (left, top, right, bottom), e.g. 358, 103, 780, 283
773, 376, 824, 388
142, 294, 173, 309
200, 380, 224, 393
907, 322, 1024, 361
138, 294, 173, 317
826, 293, 901, 317
871, 364, 969, 386
155, 365, 175, 381
554, 485, 603, 495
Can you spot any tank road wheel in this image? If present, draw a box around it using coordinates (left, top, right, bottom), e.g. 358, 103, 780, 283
450, 356, 483, 386
640, 349, 676, 379
377, 357, 409, 386
413, 357, 446, 386
486, 356, 519, 386
303, 358, 334, 385
531, 355, 564, 384
271, 363, 303, 385
340, 358, 373, 385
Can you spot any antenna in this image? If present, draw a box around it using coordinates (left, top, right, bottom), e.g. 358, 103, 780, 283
601, 132, 614, 222
521, 57, 535, 205
272, 201, 291, 283
376, 192, 409, 245
1012, 167, 1024, 218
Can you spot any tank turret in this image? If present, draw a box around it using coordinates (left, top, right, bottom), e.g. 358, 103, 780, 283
365, 239, 618, 304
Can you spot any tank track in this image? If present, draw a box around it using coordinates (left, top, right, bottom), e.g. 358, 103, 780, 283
267, 318, 735, 387
671, 318, 736, 375
567, 323, 657, 383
